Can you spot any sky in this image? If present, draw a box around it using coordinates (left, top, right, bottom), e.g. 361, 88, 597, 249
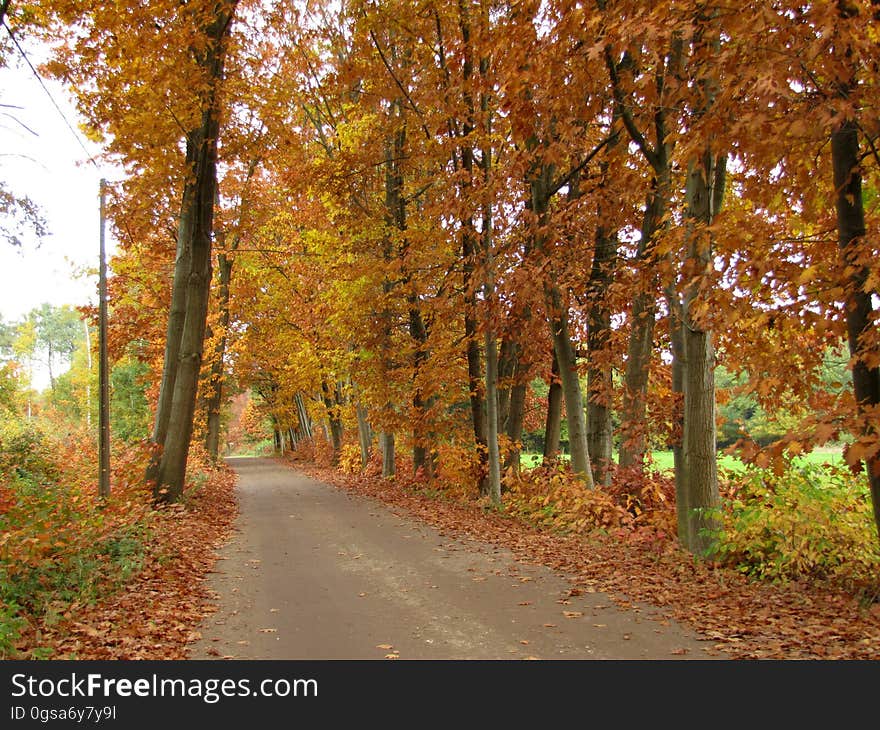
1, 34, 119, 389
0, 36, 117, 325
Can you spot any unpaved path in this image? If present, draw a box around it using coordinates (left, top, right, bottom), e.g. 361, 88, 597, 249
189, 457, 721, 660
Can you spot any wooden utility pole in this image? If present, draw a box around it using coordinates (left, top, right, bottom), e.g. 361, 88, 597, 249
98, 178, 110, 498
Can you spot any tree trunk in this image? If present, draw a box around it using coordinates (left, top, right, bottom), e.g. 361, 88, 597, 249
544, 350, 562, 459
618, 187, 664, 469
321, 380, 343, 465
380, 431, 395, 477
146, 134, 196, 488
548, 289, 595, 488
484, 321, 502, 503
678, 149, 725, 554
295, 392, 312, 439
152, 2, 235, 501
832, 115, 880, 541
464, 242, 487, 487
506, 381, 526, 473
409, 301, 433, 477
586, 223, 616, 486
205, 250, 232, 460
356, 401, 372, 469
498, 336, 526, 472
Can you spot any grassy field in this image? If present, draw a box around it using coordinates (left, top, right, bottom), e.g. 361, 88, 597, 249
521, 446, 845, 472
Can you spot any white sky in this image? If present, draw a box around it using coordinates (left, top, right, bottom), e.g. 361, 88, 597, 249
1, 35, 120, 390
0, 38, 117, 325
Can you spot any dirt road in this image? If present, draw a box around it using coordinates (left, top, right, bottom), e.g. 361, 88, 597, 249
189, 457, 719, 660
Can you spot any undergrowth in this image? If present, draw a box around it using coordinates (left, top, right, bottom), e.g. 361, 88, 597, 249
0, 420, 220, 658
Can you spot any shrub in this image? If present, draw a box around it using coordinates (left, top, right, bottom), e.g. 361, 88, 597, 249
0, 423, 154, 657
712, 462, 880, 598
504, 460, 633, 533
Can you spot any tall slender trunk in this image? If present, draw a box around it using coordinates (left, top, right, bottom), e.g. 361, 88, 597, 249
506, 381, 526, 473
409, 300, 433, 476
619, 183, 665, 469
498, 336, 527, 472
295, 392, 312, 439
544, 350, 562, 458
458, 0, 488, 492
548, 287, 595, 488
356, 401, 372, 469
484, 317, 502, 503
464, 231, 487, 485
321, 380, 343, 465
154, 2, 235, 501
479, 0, 501, 505
380, 135, 399, 478
586, 220, 617, 486
147, 136, 197, 487
678, 149, 725, 553
833, 112, 880, 542
205, 250, 232, 460
531, 162, 594, 486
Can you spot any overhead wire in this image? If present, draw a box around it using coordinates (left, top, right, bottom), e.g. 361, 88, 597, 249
2, 19, 100, 170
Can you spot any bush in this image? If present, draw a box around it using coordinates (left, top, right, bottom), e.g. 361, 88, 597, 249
0, 419, 60, 489
504, 460, 633, 534
0, 423, 154, 657
712, 462, 880, 598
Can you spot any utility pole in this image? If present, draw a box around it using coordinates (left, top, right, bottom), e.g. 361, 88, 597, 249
98, 178, 111, 498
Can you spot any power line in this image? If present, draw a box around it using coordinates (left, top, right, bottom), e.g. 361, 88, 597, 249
2, 19, 100, 169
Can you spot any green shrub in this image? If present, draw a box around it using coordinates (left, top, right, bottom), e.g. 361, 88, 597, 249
712, 462, 880, 598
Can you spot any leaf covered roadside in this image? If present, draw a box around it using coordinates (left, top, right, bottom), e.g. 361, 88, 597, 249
291, 458, 880, 660
0, 425, 237, 660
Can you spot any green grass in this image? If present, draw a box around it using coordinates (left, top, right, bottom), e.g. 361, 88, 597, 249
521, 446, 844, 472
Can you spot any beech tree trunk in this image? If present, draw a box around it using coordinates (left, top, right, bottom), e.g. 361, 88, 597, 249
146, 135, 196, 487
619, 185, 664, 469
548, 289, 595, 488
464, 231, 487, 487
586, 222, 616, 486
506, 381, 526, 473
498, 336, 526, 472
527, 156, 594, 486
205, 250, 232, 460
543, 351, 562, 458
832, 115, 880, 541
295, 392, 312, 439
678, 149, 725, 554
321, 380, 343, 465
152, 2, 235, 501
409, 300, 433, 477
380, 432, 395, 477
355, 401, 372, 469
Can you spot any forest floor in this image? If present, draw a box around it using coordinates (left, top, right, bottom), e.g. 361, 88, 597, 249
189, 457, 880, 660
